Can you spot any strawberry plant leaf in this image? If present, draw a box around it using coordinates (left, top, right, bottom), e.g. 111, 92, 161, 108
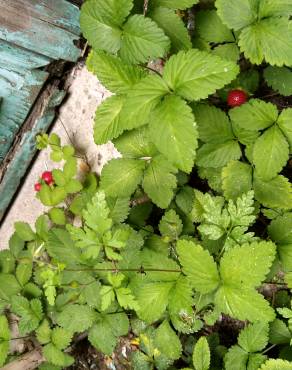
258, 0, 292, 19
51, 328, 73, 350
277, 108, 292, 153
152, 0, 199, 9
43, 343, 74, 367
212, 43, 240, 62
159, 210, 183, 240
268, 213, 292, 244
196, 140, 241, 168
264, 67, 292, 97
222, 161, 253, 200
149, 95, 198, 172
196, 10, 234, 43
224, 345, 249, 370
0, 316, 10, 367
154, 320, 182, 361
269, 319, 291, 345
238, 322, 269, 352
56, 304, 96, 333
192, 336, 211, 370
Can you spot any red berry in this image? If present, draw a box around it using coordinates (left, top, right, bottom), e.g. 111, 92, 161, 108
227, 89, 248, 107
34, 183, 42, 192
41, 171, 54, 185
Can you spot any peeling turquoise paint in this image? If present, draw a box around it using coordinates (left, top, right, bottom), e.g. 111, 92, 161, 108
0, 0, 81, 221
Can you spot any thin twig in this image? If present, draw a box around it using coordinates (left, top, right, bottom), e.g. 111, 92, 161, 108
143, 0, 149, 15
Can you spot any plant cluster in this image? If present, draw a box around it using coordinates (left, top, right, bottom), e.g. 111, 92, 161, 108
1, 0, 292, 369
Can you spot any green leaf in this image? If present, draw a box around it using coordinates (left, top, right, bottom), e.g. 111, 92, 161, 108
259, 359, 292, 370
9, 233, 24, 258
222, 161, 253, 200
86, 50, 145, 94
264, 67, 292, 97
248, 354, 267, 370
152, 0, 198, 9
224, 345, 248, 370
43, 343, 74, 367
253, 125, 289, 180
216, 0, 258, 30
196, 10, 234, 43
82, 281, 101, 309
154, 320, 182, 360
36, 320, 51, 344
269, 319, 291, 344
48, 208, 66, 226
93, 95, 126, 145
220, 241, 276, 289
159, 210, 183, 240
258, 0, 292, 19
51, 328, 72, 350
0, 274, 21, 301
254, 174, 292, 209
142, 155, 177, 208
196, 140, 241, 168
215, 287, 275, 322
14, 222, 35, 241
120, 14, 170, 64
238, 322, 269, 352
107, 196, 130, 223
88, 312, 129, 355
116, 287, 139, 310
11, 296, 43, 335
100, 158, 146, 197
193, 104, 234, 143
212, 44, 240, 62
83, 191, 112, 235
277, 108, 292, 152
150, 7, 191, 52
268, 212, 292, 244
0, 315, 10, 367
238, 17, 292, 66
56, 304, 96, 333
177, 240, 220, 294
16, 262, 32, 286
80, 0, 132, 53
192, 337, 210, 370
47, 228, 81, 265
229, 99, 278, 131
119, 74, 169, 131
149, 95, 198, 172
163, 49, 239, 101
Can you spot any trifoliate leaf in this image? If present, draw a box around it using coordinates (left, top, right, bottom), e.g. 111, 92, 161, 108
152, 0, 199, 9
154, 320, 182, 361
196, 140, 241, 168
196, 10, 234, 43
88, 312, 129, 355
193, 104, 234, 144
114, 125, 157, 159
93, 95, 126, 145
86, 50, 145, 94
159, 210, 183, 240
238, 17, 292, 66
142, 155, 177, 209
56, 304, 96, 333
222, 161, 253, 200
0, 315, 10, 366
260, 359, 292, 370
51, 328, 72, 350
192, 337, 210, 370
277, 108, 292, 152
264, 66, 292, 97
238, 322, 269, 352
215, 287, 275, 322
177, 240, 219, 294
224, 345, 248, 370
120, 14, 170, 64
163, 49, 239, 101
150, 7, 191, 52
150, 95, 198, 172
119, 74, 169, 131
229, 99, 278, 131
253, 125, 289, 180
100, 158, 146, 197
212, 43, 240, 62
14, 221, 35, 241
216, 0, 258, 31
269, 319, 291, 345
220, 241, 276, 289
80, 0, 132, 53
43, 343, 74, 367
258, 0, 292, 19
254, 174, 292, 209
268, 213, 292, 244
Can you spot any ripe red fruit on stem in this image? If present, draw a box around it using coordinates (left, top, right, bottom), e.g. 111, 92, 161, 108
227, 89, 247, 107
41, 171, 54, 185
34, 183, 42, 192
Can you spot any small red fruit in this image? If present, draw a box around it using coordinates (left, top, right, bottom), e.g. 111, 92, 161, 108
41, 171, 54, 185
227, 89, 248, 107
34, 183, 42, 192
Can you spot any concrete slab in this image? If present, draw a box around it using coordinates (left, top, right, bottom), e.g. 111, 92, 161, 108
0, 63, 119, 249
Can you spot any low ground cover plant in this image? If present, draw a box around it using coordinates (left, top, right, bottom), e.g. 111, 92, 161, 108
1, 0, 292, 368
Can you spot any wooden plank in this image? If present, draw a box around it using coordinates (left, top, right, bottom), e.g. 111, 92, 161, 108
0, 84, 66, 221
0, 0, 81, 61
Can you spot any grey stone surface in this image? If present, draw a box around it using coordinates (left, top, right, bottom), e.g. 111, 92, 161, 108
0, 64, 119, 249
